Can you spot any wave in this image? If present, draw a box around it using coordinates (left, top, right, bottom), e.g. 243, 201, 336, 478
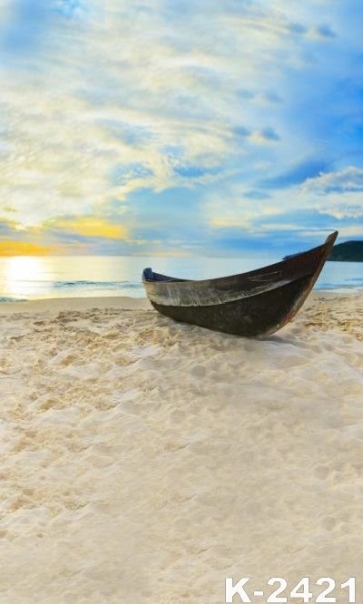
53, 280, 142, 290
0, 297, 27, 303
316, 282, 363, 291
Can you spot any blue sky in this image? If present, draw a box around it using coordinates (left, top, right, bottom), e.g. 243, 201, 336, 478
0, 0, 362, 256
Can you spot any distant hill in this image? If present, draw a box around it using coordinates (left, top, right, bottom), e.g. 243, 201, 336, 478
328, 241, 363, 262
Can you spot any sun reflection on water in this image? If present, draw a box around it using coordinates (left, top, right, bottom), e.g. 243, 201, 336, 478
2, 256, 54, 299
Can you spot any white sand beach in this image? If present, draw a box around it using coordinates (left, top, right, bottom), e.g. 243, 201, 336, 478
0, 292, 362, 603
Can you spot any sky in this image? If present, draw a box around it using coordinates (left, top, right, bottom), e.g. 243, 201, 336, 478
0, 0, 362, 256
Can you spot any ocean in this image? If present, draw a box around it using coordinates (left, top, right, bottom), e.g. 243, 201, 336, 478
0, 254, 363, 303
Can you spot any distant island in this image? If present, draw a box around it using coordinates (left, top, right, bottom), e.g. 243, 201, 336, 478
328, 241, 363, 262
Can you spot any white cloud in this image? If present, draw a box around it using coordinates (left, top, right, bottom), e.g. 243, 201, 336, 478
301, 167, 363, 195
204, 165, 363, 236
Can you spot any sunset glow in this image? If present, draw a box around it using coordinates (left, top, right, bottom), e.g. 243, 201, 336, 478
2, 255, 52, 298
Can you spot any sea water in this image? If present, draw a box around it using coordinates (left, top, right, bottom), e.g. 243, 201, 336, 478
0, 255, 362, 302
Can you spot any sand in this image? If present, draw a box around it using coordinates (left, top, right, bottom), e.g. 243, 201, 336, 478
0, 292, 362, 603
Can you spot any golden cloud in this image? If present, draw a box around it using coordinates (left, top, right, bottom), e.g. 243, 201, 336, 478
55, 217, 128, 240
0, 241, 55, 256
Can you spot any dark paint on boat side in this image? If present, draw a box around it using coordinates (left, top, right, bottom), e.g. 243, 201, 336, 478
142, 231, 338, 338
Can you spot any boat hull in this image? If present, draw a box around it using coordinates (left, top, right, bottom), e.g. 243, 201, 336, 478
149, 274, 313, 338
142, 231, 338, 338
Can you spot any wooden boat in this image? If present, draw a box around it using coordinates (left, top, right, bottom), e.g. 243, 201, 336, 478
142, 231, 338, 338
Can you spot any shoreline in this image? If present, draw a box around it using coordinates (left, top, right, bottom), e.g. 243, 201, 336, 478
0, 289, 361, 311
0, 295, 152, 315
0, 291, 362, 339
